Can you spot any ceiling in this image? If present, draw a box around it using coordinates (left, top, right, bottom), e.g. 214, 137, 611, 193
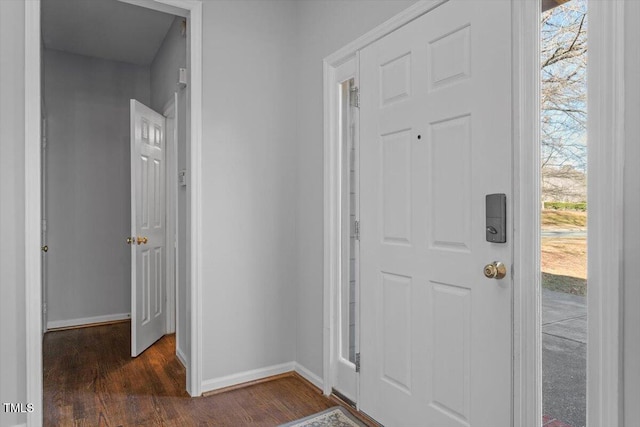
42, 0, 176, 66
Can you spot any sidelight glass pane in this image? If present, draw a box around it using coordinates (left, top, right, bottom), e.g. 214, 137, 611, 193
340, 79, 357, 364
540, 1, 587, 426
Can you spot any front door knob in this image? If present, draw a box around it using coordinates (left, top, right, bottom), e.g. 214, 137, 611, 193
484, 261, 507, 279
137, 236, 148, 245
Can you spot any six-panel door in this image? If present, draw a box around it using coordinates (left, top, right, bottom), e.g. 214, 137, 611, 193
359, 1, 513, 425
130, 99, 167, 357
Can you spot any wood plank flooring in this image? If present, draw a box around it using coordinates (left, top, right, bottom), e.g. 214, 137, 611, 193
44, 322, 368, 426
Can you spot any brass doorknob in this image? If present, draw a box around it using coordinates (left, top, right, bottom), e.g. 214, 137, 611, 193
41, 245, 48, 252
137, 236, 148, 245
484, 261, 507, 279
126, 237, 134, 245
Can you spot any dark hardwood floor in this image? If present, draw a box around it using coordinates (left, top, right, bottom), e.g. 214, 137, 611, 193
44, 322, 367, 426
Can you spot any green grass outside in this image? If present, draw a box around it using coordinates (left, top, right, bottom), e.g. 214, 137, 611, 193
542, 272, 587, 296
542, 209, 587, 229
541, 209, 587, 295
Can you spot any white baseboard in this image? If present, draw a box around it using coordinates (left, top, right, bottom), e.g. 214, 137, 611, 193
10, 423, 26, 427
47, 313, 130, 330
201, 362, 296, 394
176, 346, 188, 368
294, 363, 324, 390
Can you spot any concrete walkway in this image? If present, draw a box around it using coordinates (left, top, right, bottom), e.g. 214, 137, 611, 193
541, 229, 587, 238
542, 289, 586, 427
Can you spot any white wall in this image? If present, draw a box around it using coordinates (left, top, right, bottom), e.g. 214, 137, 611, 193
0, 2, 27, 426
150, 15, 189, 365
624, 1, 640, 425
199, 0, 299, 385
151, 17, 186, 112
43, 49, 150, 328
293, 0, 418, 381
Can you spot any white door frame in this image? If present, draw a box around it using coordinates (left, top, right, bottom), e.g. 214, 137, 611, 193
24, 1, 203, 424
25, 3, 42, 425
323, 1, 625, 426
587, 1, 625, 424
327, 56, 359, 403
163, 93, 179, 336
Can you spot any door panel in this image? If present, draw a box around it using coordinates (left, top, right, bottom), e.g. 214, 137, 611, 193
382, 130, 412, 244
359, 1, 512, 425
131, 99, 166, 357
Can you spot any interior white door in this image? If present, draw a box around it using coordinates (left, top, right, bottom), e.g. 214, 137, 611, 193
130, 99, 166, 357
359, 1, 513, 425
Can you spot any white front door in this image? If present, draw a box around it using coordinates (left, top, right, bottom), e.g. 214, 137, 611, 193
359, 1, 513, 425
130, 99, 167, 357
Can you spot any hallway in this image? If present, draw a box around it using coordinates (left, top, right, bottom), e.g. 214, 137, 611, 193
43, 323, 352, 426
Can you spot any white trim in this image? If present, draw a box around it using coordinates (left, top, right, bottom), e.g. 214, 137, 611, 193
176, 346, 188, 368
201, 362, 296, 394
47, 313, 131, 330
41, 115, 48, 336
184, 0, 204, 398
295, 363, 324, 391
24, 2, 43, 427
587, 1, 626, 425
322, 57, 337, 397
10, 424, 27, 427
511, 1, 541, 426
117, 0, 188, 17
163, 94, 178, 336
326, 57, 359, 402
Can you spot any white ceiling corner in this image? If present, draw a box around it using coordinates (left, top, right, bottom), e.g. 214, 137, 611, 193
42, 0, 176, 66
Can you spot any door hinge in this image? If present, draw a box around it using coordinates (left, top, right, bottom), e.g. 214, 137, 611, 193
350, 86, 360, 108
354, 220, 360, 241
355, 352, 361, 372
178, 68, 188, 88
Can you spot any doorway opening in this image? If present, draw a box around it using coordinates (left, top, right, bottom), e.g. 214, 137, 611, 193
540, 1, 587, 426
39, 0, 190, 415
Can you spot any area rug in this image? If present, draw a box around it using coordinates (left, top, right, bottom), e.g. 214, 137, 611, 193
279, 406, 368, 427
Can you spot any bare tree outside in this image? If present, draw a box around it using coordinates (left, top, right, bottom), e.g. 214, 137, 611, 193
541, 0, 587, 203
541, 2, 588, 427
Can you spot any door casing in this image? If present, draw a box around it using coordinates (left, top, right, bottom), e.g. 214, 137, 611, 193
24, 1, 203, 424
323, 1, 624, 425
329, 57, 359, 403
163, 93, 179, 337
